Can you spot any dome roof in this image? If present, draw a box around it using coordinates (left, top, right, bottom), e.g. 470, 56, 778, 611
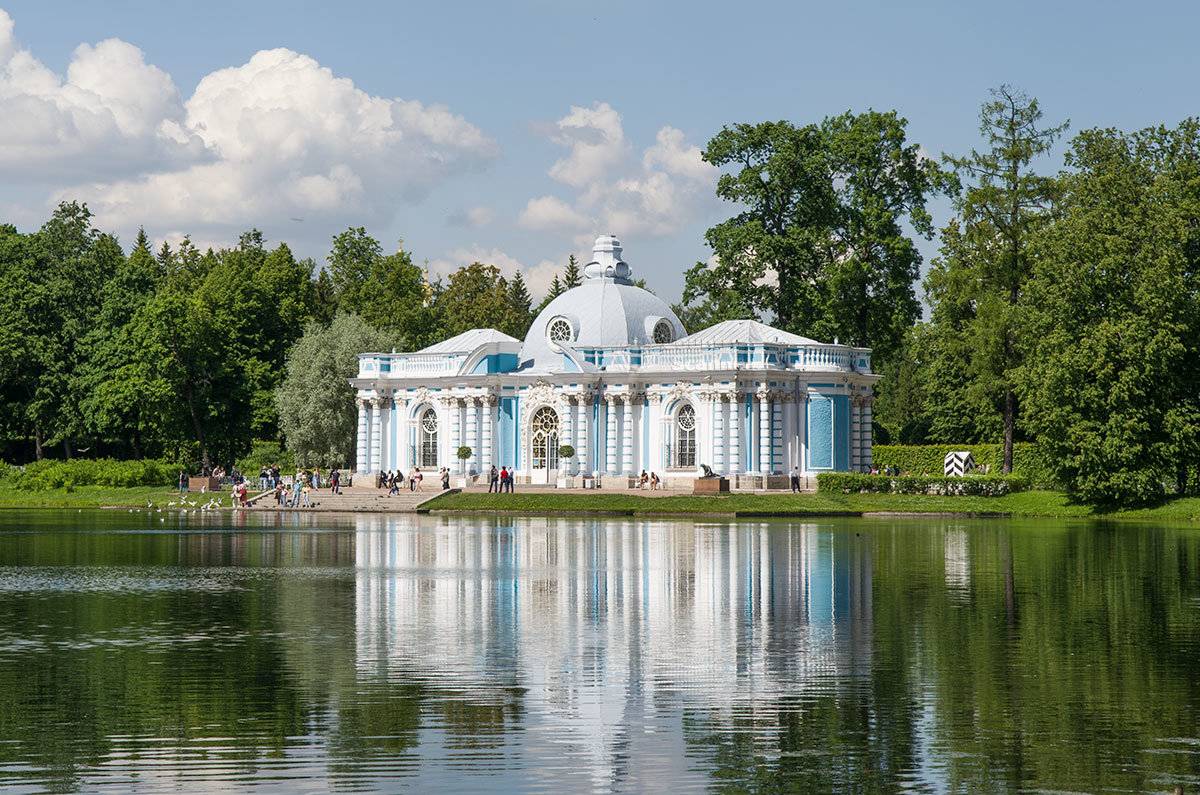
518, 235, 685, 372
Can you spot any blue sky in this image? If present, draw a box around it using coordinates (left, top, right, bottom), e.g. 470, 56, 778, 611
0, 0, 1196, 302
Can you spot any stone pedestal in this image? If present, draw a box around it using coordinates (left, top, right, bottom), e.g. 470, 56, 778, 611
188, 476, 220, 492
693, 477, 730, 494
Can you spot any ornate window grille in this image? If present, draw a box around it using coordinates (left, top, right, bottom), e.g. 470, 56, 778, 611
675, 404, 696, 468
419, 408, 439, 467
530, 406, 560, 470
547, 318, 573, 345
653, 319, 674, 344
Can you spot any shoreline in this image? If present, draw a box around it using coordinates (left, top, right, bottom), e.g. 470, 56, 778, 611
0, 486, 1198, 524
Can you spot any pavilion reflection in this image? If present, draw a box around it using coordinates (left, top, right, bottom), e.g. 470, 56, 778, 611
349, 515, 874, 785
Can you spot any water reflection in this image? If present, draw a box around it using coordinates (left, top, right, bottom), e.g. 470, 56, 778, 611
0, 512, 1197, 792
352, 516, 874, 790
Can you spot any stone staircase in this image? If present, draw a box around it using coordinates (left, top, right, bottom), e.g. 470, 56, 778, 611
248, 485, 454, 513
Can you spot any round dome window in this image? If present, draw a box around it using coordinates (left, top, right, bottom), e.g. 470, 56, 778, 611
547, 317, 574, 345
652, 319, 674, 344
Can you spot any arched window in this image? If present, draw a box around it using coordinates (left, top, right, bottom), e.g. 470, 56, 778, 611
547, 317, 573, 345
419, 408, 439, 467
653, 319, 674, 344
530, 406, 560, 471
675, 404, 696, 468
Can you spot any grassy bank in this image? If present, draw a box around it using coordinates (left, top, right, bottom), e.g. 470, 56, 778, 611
421, 490, 1200, 522
0, 486, 224, 509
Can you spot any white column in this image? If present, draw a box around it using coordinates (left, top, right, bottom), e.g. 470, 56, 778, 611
797, 392, 809, 474
577, 395, 591, 476
369, 397, 384, 472
622, 395, 635, 476
466, 396, 479, 475
355, 398, 369, 473
711, 393, 725, 474
562, 396, 576, 475
862, 395, 874, 470
605, 395, 617, 477
758, 389, 771, 476
447, 397, 462, 474
728, 390, 741, 476
481, 395, 495, 472
851, 395, 863, 472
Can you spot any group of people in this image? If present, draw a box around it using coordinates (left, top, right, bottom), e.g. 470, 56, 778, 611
485, 466, 517, 493
377, 467, 425, 494
867, 464, 901, 476
636, 471, 662, 489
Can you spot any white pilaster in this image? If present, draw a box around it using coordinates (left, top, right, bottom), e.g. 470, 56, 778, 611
712, 393, 725, 474
447, 397, 462, 475
862, 395, 874, 470
481, 395, 495, 472
355, 398, 369, 473
758, 388, 771, 475
466, 396, 479, 475
850, 395, 863, 472
605, 395, 617, 477
622, 395, 635, 476
369, 397, 385, 472
797, 392, 809, 474
728, 390, 741, 476
578, 395, 591, 476
562, 396, 576, 475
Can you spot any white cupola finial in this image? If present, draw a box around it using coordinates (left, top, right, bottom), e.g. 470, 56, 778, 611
583, 234, 632, 283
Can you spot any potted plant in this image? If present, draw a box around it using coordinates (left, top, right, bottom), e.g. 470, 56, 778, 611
556, 444, 576, 488
456, 446, 473, 487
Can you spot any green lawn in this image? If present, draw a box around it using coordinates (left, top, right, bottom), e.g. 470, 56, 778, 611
0, 485, 227, 509
421, 489, 1200, 522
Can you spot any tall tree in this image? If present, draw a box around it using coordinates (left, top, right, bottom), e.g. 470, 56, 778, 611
1018, 121, 1200, 505
561, 254, 582, 289
327, 227, 383, 313
942, 85, 1067, 471
537, 275, 564, 313
683, 112, 945, 366
276, 314, 397, 467
504, 270, 534, 337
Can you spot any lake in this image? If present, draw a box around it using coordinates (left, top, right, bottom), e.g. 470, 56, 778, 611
0, 510, 1197, 793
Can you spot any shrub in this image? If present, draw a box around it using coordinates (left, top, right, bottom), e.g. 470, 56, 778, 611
7, 458, 176, 491
558, 444, 576, 459
456, 446, 472, 461
817, 472, 1028, 496
870, 443, 1056, 487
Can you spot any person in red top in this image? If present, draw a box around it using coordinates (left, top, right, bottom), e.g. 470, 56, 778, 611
499, 467, 508, 492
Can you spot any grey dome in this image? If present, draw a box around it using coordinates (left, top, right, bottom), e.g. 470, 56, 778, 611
518, 236, 685, 372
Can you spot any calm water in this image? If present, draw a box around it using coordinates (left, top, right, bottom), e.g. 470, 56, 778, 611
0, 511, 1197, 793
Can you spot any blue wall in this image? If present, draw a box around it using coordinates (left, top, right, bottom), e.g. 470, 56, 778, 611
498, 397, 517, 468
807, 395, 834, 470
833, 395, 850, 471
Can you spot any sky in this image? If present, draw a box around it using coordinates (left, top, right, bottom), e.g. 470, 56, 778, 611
1, 0, 1197, 303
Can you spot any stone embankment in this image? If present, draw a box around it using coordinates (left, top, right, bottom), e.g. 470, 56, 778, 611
248, 485, 454, 513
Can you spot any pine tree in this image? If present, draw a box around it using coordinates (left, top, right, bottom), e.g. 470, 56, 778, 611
562, 254, 582, 289
505, 271, 533, 337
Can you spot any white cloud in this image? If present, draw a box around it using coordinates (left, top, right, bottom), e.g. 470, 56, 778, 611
518, 195, 590, 231
62, 47, 499, 231
526, 104, 718, 239
428, 245, 564, 298
0, 9, 498, 236
547, 101, 628, 188
0, 9, 201, 181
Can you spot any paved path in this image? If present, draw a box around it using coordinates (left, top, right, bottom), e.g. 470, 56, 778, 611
248, 485, 453, 513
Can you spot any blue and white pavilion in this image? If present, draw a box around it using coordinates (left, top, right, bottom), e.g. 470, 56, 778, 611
351, 235, 877, 488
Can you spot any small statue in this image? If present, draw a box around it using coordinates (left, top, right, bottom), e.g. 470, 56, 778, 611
700, 464, 716, 478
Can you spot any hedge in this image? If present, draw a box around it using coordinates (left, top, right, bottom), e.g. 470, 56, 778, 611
2, 458, 177, 491
817, 472, 1028, 496
871, 443, 1056, 488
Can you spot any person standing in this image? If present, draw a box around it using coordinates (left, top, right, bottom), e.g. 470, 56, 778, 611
178, 470, 188, 494
790, 467, 801, 493
488, 465, 499, 493
441, 468, 450, 490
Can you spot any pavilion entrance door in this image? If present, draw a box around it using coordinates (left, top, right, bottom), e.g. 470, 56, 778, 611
530, 406, 560, 485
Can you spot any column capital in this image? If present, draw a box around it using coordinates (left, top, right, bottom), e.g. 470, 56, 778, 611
604, 393, 618, 406
356, 397, 371, 409
580, 392, 594, 406
372, 395, 390, 409
482, 393, 498, 407
756, 385, 771, 402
